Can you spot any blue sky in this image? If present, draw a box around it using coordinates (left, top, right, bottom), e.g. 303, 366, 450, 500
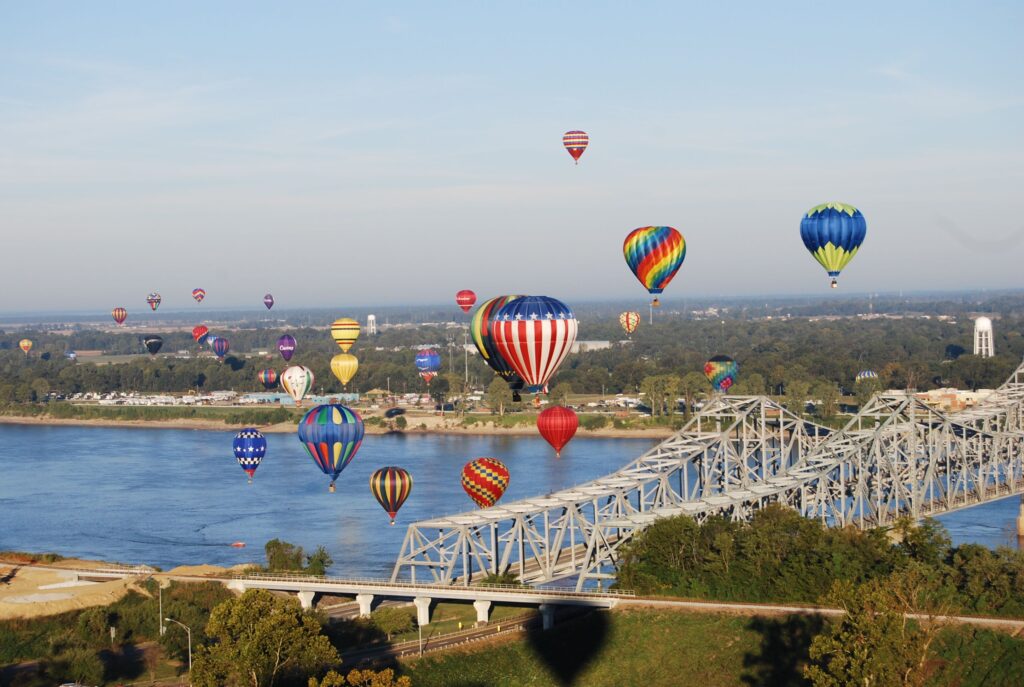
1, 2, 1022, 312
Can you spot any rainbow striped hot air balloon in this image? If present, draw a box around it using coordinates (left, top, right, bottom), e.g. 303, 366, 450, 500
562, 130, 589, 164
461, 457, 510, 508
257, 368, 278, 390
623, 226, 686, 307
800, 202, 867, 289
370, 467, 413, 525
704, 355, 738, 393
298, 404, 365, 492
330, 318, 360, 352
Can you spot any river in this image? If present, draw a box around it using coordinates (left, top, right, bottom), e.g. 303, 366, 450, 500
0, 425, 1018, 577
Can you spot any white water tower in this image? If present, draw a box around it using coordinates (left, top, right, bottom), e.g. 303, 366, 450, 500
974, 317, 994, 358
367, 314, 377, 336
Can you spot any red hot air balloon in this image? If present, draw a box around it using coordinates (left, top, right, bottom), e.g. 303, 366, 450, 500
455, 290, 477, 313
461, 458, 510, 508
192, 325, 209, 344
537, 405, 578, 457
563, 130, 589, 164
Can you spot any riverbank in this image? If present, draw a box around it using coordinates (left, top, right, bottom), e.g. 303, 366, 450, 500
0, 413, 676, 438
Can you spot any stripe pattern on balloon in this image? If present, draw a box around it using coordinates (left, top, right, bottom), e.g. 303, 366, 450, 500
491, 296, 578, 393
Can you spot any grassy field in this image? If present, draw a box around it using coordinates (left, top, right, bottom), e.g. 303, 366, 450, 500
403, 608, 1024, 687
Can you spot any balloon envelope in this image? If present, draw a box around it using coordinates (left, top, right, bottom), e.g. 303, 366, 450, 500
455, 290, 477, 313
258, 368, 278, 390
263, 293, 275, 309
461, 458, 510, 508
281, 365, 315, 405
112, 307, 127, 325
623, 226, 686, 303
143, 336, 163, 356
233, 428, 266, 483
212, 337, 230, 359
297, 404, 364, 489
192, 325, 209, 344
146, 292, 162, 311
800, 202, 867, 287
330, 318, 360, 352
563, 130, 589, 163
856, 370, 878, 382
470, 295, 526, 393
192, 288, 206, 303
277, 334, 296, 362
18, 339, 32, 354
537, 406, 578, 457
619, 311, 640, 335
704, 355, 738, 393
491, 296, 578, 393
370, 467, 413, 524
330, 353, 359, 387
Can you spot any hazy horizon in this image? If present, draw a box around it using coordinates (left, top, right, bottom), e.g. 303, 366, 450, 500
3, 3, 1022, 311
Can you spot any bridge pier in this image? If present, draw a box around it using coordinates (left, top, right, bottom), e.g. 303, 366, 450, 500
356, 593, 375, 617
538, 603, 556, 630
297, 591, 317, 610
1017, 495, 1024, 537
413, 597, 432, 626
473, 600, 492, 625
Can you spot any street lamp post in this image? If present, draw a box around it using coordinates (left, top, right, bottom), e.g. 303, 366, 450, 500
165, 617, 192, 685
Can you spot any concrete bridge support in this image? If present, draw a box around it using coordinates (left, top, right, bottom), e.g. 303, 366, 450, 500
539, 603, 556, 630
413, 597, 432, 626
297, 591, 317, 610
356, 594, 375, 617
1017, 495, 1024, 537
473, 600, 492, 624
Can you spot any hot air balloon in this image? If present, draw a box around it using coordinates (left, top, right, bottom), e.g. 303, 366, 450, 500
112, 307, 127, 326
258, 368, 279, 390
623, 226, 686, 307
415, 349, 441, 385
207, 335, 220, 349
212, 337, 230, 360
143, 335, 163, 356
277, 334, 296, 362
192, 325, 209, 344
65, 350, 77, 360
492, 296, 578, 393
537, 405, 578, 457
233, 428, 266, 484
470, 295, 527, 399
297, 404, 364, 492
370, 467, 413, 525
330, 353, 359, 387
263, 293, 275, 310
455, 290, 477, 313
461, 458, 510, 508
855, 370, 878, 382
192, 288, 206, 303
330, 318, 360, 352
799, 202, 867, 288
146, 292, 162, 311
704, 355, 738, 393
281, 365, 314, 406
18, 339, 32, 355
562, 130, 589, 164
619, 311, 640, 336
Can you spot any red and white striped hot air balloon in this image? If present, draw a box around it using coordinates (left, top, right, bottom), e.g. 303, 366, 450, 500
491, 296, 578, 393
562, 130, 589, 164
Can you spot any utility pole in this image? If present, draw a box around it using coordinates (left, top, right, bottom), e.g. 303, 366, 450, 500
464, 331, 469, 384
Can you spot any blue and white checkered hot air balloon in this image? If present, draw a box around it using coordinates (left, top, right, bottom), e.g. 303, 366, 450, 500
800, 202, 867, 289
233, 428, 267, 484
855, 370, 878, 383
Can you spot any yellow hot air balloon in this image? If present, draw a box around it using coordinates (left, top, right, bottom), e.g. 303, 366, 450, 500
330, 317, 360, 352
19, 339, 33, 355
330, 353, 359, 387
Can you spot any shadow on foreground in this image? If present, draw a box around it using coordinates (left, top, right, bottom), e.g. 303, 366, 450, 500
742, 615, 824, 686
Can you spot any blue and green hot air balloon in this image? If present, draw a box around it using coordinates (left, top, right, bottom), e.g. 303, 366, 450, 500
799, 202, 866, 288
297, 404, 365, 492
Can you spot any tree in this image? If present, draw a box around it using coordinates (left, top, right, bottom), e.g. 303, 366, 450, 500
305, 546, 334, 576
639, 374, 680, 416
804, 568, 954, 687
308, 669, 411, 687
486, 377, 513, 416
370, 606, 414, 640
785, 379, 812, 416
191, 589, 338, 687
394, 415, 408, 430
812, 381, 839, 419
549, 382, 573, 407
855, 377, 882, 410
679, 371, 706, 419
265, 539, 305, 572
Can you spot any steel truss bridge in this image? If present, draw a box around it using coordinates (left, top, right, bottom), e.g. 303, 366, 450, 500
393, 360, 1024, 591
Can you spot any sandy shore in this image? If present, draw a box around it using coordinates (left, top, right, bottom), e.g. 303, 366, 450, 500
0, 413, 674, 439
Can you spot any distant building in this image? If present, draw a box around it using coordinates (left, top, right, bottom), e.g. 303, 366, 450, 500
974, 317, 994, 358
367, 314, 377, 335
570, 340, 611, 353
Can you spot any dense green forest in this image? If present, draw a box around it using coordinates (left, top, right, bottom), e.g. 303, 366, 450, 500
1, 293, 1022, 406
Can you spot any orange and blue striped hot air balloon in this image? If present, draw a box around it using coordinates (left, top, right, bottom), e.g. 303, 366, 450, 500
562, 130, 589, 164
461, 457, 510, 508
297, 404, 365, 492
623, 226, 686, 306
370, 467, 413, 525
